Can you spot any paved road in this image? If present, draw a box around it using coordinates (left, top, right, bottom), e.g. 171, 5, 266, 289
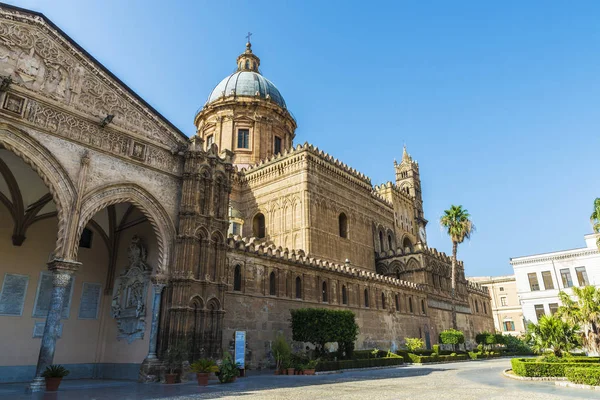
2, 359, 597, 399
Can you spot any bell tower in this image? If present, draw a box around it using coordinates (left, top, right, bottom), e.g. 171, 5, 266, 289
395, 146, 427, 242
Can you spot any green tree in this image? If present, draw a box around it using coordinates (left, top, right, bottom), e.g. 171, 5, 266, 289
439, 329, 465, 352
525, 314, 581, 357
558, 286, 600, 356
440, 205, 475, 329
590, 198, 600, 249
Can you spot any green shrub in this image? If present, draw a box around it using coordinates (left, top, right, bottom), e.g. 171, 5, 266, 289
511, 358, 600, 377
353, 350, 372, 360
316, 357, 403, 372
432, 345, 440, 355
41, 365, 70, 378
404, 338, 425, 352
407, 353, 468, 363
439, 329, 465, 352
503, 335, 533, 355
290, 308, 358, 358
566, 367, 600, 386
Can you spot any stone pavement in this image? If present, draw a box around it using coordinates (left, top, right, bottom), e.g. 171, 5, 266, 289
0, 359, 595, 400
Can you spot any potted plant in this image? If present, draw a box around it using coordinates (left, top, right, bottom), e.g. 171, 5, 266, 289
284, 358, 295, 376
165, 343, 186, 384
295, 361, 304, 375
190, 358, 219, 386
303, 359, 318, 375
217, 352, 241, 384
272, 334, 291, 375
41, 365, 69, 391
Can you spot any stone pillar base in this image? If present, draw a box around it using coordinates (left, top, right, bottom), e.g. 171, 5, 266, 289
138, 358, 164, 383
26, 377, 45, 393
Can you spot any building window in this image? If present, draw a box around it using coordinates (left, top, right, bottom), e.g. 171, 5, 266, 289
500, 296, 507, 306
364, 289, 369, 308
549, 303, 559, 315
79, 228, 93, 248
503, 321, 515, 331
379, 231, 384, 252
499, 287, 504, 292
322, 281, 328, 302
534, 304, 545, 321
475, 301, 479, 313
274, 136, 282, 155
421, 299, 426, 314
483, 302, 487, 314
237, 129, 250, 149
269, 271, 276, 296
388, 234, 393, 251
233, 265, 242, 291
253, 213, 265, 238
342, 285, 347, 305
395, 294, 399, 311
381, 293, 386, 309
408, 297, 413, 313
295, 276, 302, 299
541, 271, 554, 290
206, 134, 214, 149
575, 267, 589, 286
527, 273, 540, 291
339, 213, 348, 238
560, 268, 573, 288
231, 222, 240, 236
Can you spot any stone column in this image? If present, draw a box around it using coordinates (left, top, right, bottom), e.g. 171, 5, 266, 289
139, 276, 167, 382
29, 259, 80, 392
146, 279, 167, 359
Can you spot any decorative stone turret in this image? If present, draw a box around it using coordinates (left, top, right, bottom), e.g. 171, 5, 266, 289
236, 42, 260, 72
394, 145, 427, 243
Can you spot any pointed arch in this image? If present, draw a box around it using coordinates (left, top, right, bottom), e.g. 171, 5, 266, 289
77, 183, 175, 274
0, 123, 77, 259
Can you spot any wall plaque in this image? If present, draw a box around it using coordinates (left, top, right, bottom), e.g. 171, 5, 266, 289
33, 321, 63, 338
78, 282, 101, 320
0, 273, 29, 316
32, 271, 74, 319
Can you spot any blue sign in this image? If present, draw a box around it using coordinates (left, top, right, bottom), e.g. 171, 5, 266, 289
235, 331, 246, 368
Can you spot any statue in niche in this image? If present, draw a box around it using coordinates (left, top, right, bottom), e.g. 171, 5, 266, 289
111, 235, 151, 343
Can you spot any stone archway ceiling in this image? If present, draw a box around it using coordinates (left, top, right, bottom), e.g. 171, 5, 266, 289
0, 149, 56, 245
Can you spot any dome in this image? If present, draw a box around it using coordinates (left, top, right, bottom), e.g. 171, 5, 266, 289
206, 71, 287, 109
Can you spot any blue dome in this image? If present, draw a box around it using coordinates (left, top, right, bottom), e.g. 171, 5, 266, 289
207, 71, 286, 109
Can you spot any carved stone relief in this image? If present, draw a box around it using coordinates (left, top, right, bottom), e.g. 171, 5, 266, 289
111, 235, 151, 343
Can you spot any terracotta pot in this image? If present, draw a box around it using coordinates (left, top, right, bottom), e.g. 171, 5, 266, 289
196, 372, 209, 386
304, 369, 315, 375
45, 377, 62, 392
287, 368, 295, 375
274, 369, 280, 375
165, 373, 177, 384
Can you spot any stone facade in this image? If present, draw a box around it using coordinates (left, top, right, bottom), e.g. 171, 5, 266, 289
0, 3, 493, 386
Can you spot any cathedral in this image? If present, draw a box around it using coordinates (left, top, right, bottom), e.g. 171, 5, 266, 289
0, 3, 493, 388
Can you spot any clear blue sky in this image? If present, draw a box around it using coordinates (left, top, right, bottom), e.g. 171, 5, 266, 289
8, 0, 600, 277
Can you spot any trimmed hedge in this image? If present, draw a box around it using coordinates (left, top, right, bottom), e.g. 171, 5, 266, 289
407, 353, 468, 363
566, 367, 600, 386
511, 358, 600, 377
468, 351, 501, 360
316, 357, 403, 372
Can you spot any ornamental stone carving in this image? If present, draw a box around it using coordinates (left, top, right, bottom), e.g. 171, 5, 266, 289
111, 235, 151, 343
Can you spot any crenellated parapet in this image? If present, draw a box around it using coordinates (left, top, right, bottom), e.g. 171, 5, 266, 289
226, 235, 423, 291
467, 280, 489, 296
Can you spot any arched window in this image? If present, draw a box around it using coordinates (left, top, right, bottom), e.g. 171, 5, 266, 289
388, 234, 393, 251
483, 301, 487, 314
395, 294, 399, 311
381, 293, 386, 309
269, 271, 276, 296
364, 289, 369, 308
421, 299, 426, 314
403, 237, 413, 254
253, 213, 265, 238
379, 231, 384, 252
408, 297, 413, 313
245, 60, 250, 69
233, 265, 242, 291
295, 276, 302, 299
396, 270, 401, 280
339, 213, 348, 238
342, 285, 347, 305
322, 281, 328, 302
475, 301, 479, 313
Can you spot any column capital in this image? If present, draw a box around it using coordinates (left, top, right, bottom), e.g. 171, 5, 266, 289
151, 274, 169, 289
47, 258, 81, 273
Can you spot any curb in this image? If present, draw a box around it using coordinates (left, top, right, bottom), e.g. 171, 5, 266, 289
555, 381, 600, 391
502, 369, 567, 381
315, 364, 407, 375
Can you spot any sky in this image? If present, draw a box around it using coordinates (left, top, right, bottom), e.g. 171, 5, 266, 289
6, 0, 600, 277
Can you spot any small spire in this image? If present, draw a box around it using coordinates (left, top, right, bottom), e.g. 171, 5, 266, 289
237, 33, 260, 72
402, 144, 410, 162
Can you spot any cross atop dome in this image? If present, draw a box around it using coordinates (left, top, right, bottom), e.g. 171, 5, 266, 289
237, 34, 260, 72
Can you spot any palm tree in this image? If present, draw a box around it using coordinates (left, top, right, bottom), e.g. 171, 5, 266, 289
591, 198, 600, 249
440, 205, 475, 329
526, 314, 581, 357
558, 286, 600, 356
